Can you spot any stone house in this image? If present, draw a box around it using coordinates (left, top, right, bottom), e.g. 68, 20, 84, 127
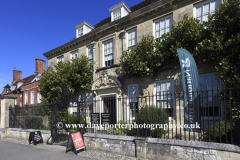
43, 0, 223, 132
0, 56, 45, 107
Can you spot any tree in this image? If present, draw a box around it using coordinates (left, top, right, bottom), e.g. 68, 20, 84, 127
120, 0, 240, 87
119, 15, 210, 77
119, 0, 240, 121
39, 55, 93, 103
196, 0, 240, 88
119, 36, 157, 76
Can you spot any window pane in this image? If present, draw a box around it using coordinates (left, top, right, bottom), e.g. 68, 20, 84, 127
128, 40, 132, 47
132, 31, 136, 39
156, 22, 160, 30
166, 18, 170, 27
161, 82, 166, 91
210, 1, 216, 14
166, 27, 170, 33
203, 14, 208, 22
205, 75, 212, 87
128, 85, 138, 102
160, 29, 165, 36
156, 31, 160, 38
160, 20, 165, 29
196, 6, 202, 17
203, 3, 210, 15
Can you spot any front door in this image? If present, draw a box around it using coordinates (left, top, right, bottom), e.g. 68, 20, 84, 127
102, 96, 116, 124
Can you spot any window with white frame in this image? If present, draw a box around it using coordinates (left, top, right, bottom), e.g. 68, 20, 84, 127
70, 102, 77, 114
71, 50, 78, 59
25, 92, 28, 105
37, 91, 41, 103
31, 91, 34, 104
127, 28, 137, 49
77, 27, 83, 37
155, 80, 174, 117
194, 0, 221, 23
57, 55, 64, 63
128, 84, 138, 119
88, 46, 93, 62
113, 9, 121, 21
199, 74, 221, 118
104, 40, 114, 67
154, 15, 172, 40
15, 99, 17, 105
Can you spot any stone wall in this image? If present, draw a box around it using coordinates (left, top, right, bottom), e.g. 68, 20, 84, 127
1, 128, 51, 144
83, 133, 240, 160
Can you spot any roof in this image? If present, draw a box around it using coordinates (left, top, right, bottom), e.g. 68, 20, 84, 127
10, 73, 39, 92
94, 0, 159, 28
43, 0, 161, 58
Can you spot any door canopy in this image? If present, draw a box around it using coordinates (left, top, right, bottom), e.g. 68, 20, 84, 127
92, 71, 121, 90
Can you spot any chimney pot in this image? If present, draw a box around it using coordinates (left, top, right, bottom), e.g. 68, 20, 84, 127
13, 69, 22, 82
35, 57, 45, 74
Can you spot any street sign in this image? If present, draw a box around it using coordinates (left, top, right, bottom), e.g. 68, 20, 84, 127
66, 132, 86, 155
29, 131, 43, 146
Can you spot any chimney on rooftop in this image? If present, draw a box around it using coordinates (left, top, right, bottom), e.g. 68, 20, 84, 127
35, 56, 46, 74
13, 67, 22, 82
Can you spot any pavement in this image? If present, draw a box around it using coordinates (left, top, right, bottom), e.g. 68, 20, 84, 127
0, 140, 97, 160
0, 138, 139, 160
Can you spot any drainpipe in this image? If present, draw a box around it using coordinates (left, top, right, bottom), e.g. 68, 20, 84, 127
119, 29, 126, 120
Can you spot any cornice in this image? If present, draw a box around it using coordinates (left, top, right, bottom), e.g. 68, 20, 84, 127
108, 1, 131, 13
74, 21, 95, 30
43, 0, 193, 60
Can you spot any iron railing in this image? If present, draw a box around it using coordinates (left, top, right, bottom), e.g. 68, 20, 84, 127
8, 87, 240, 145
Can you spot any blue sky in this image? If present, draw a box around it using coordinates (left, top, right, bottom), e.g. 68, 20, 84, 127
0, 0, 144, 93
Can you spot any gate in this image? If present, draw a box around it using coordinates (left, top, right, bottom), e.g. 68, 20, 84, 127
9, 104, 49, 130
50, 89, 87, 144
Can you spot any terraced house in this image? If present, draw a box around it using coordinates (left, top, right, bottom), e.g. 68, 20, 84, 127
43, 0, 223, 137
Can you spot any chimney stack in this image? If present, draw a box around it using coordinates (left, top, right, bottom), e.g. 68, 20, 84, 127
13, 67, 22, 82
35, 56, 46, 74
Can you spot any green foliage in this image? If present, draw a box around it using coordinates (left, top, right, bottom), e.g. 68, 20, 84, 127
68, 113, 78, 124
119, 36, 157, 76
107, 128, 122, 135
66, 113, 84, 133
119, 15, 209, 77
120, 0, 240, 120
117, 120, 129, 135
134, 105, 168, 138
27, 117, 44, 129
39, 55, 93, 103
204, 120, 234, 143
14, 105, 22, 115
197, 0, 240, 88
39, 126, 51, 130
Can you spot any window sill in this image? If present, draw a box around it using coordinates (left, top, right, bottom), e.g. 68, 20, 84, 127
96, 64, 120, 73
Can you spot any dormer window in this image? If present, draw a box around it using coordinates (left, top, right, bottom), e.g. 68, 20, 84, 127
77, 27, 83, 37
17, 82, 23, 88
74, 21, 94, 38
114, 9, 121, 21
109, 2, 131, 22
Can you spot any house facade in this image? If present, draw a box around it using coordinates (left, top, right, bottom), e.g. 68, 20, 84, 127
1, 56, 45, 107
43, 0, 222, 128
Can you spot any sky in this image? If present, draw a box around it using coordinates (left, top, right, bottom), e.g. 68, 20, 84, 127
0, 0, 144, 93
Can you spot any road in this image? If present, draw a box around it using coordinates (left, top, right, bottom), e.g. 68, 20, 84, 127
0, 141, 97, 160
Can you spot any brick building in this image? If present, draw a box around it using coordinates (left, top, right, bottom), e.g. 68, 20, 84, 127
0, 56, 45, 107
